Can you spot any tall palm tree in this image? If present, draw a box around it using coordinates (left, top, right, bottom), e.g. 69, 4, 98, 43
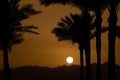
82, 10, 92, 80
92, 1, 108, 80
1, 0, 40, 80
52, 13, 109, 80
107, 0, 120, 80
39, 1, 109, 80
52, 13, 93, 80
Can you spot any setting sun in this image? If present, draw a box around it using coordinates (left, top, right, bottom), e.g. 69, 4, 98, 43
66, 56, 73, 64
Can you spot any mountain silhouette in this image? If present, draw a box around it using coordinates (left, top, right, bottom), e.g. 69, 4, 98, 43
0, 63, 120, 80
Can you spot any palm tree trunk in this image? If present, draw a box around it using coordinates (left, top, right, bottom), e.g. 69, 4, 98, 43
108, 0, 117, 80
2, 0, 11, 80
96, 6, 102, 80
85, 43, 91, 80
3, 45, 11, 80
79, 45, 84, 80
83, 10, 91, 80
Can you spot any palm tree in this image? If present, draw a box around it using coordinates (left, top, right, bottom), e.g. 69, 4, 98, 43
51, 11, 108, 80
82, 10, 92, 80
52, 13, 110, 80
40, 0, 109, 80
93, 1, 108, 80
1, 0, 40, 80
107, 0, 120, 80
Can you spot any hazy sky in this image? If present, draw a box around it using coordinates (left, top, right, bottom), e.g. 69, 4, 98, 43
0, 0, 120, 70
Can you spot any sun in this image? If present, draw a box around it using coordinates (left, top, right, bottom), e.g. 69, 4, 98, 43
66, 56, 73, 64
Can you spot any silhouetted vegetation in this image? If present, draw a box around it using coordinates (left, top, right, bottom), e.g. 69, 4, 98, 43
0, 0, 41, 80
52, 12, 109, 80
52, 13, 93, 80
40, 0, 120, 80
1, 0, 119, 80
107, 0, 120, 80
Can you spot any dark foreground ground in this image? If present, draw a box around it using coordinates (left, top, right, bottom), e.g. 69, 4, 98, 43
0, 63, 120, 80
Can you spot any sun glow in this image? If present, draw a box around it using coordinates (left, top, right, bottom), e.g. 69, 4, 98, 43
66, 56, 73, 64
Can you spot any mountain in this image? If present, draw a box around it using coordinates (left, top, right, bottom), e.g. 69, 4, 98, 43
0, 63, 120, 80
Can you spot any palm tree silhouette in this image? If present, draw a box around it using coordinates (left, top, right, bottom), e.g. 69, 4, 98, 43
40, 0, 109, 80
82, 10, 92, 80
107, 0, 120, 80
92, 1, 109, 80
52, 13, 93, 80
0, 0, 40, 80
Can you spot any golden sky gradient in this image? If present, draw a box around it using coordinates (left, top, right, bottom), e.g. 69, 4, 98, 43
0, 0, 120, 70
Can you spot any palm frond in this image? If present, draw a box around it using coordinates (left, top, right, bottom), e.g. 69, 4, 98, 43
20, 4, 41, 18
40, 0, 70, 6
18, 25, 39, 35
0, 0, 40, 51
65, 15, 73, 25
91, 26, 120, 39
8, 33, 24, 50
57, 22, 69, 30
22, 30, 39, 35
90, 27, 109, 39
11, 37, 24, 45
52, 27, 72, 41
60, 16, 73, 29
40, 0, 109, 14
52, 13, 93, 44
9, 38, 24, 51
9, 0, 21, 9
23, 25, 39, 29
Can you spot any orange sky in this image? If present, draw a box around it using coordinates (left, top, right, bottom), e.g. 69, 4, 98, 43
0, 0, 120, 70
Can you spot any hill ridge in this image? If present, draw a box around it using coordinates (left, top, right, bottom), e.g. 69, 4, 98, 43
0, 63, 120, 80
